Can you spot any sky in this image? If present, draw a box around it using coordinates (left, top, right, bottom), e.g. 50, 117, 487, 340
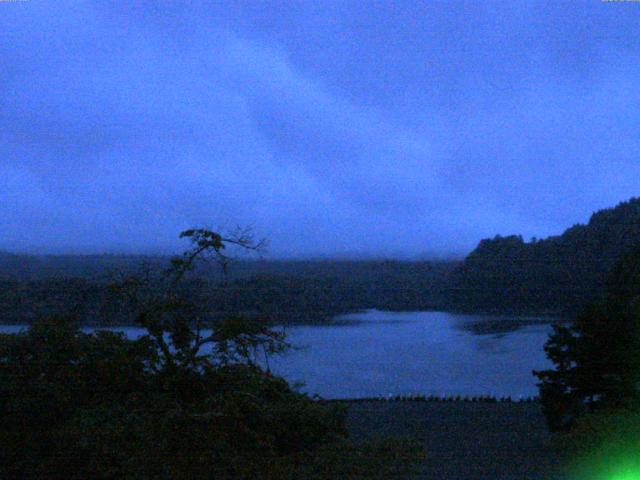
1, 1, 640, 258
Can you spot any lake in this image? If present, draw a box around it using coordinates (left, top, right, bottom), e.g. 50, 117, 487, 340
0, 310, 557, 399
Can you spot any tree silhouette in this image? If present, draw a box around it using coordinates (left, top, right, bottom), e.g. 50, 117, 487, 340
111, 227, 284, 375
534, 246, 640, 431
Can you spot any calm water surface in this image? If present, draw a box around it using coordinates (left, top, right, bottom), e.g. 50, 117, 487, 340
0, 310, 556, 399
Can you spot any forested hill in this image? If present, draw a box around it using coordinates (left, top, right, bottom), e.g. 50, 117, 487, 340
446, 197, 640, 315
5, 196, 640, 323
0, 256, 457, 325
0, 252, 169, 282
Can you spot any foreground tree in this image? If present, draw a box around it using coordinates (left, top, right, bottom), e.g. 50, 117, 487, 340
534, 246, 640, 432
0, 228, 422, 479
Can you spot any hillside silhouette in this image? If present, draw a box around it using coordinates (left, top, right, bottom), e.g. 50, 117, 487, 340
446, 197, 640, 315
3, 197, 640, 324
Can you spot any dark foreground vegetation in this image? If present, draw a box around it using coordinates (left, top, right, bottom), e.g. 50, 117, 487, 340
0, 317, 424, 479
532, 244, 640, 479
0, 230, 423, 479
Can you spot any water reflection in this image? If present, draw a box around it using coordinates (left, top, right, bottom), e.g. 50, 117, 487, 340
268, 310, 557, 399
0, 310, 557, 399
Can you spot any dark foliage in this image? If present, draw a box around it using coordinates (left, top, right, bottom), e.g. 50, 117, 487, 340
0, 317, 352, 479
0, 229, 423, 479
534, 246, 640, 431
447, 197, 640, 315
0, 259, 455, 326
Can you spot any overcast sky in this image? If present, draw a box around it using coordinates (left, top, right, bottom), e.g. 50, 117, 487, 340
2, 1, 640, 258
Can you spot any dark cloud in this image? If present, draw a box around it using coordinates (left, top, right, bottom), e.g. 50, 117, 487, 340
1, 1, 639, 257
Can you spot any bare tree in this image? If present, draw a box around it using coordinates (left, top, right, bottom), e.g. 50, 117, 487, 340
112, 228, 286, 373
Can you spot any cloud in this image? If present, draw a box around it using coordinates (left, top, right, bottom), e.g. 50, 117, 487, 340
1, 1, 640, 257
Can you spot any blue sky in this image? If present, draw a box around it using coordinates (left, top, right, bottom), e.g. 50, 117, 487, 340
1, 1, 640, 257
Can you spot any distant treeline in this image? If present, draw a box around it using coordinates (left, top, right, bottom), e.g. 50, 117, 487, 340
0, 258, 456, 325
445, 197, 640, 315
4, 196, 640, 324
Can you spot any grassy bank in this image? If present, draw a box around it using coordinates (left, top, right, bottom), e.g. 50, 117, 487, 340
344, 400, 568, 479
